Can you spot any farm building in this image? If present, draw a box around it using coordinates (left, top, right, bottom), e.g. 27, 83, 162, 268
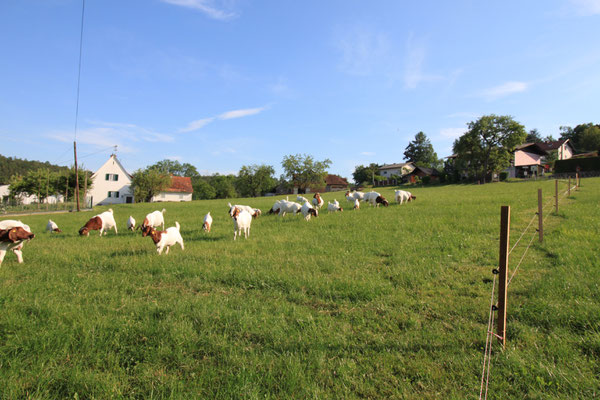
378, 162, 415, 178
538, 139, 575, 161
324, 174, 349, 192
405, 166, 441, 183
152, 176, 193, 202
509, 143, 549, 178
87, 154, 134, 206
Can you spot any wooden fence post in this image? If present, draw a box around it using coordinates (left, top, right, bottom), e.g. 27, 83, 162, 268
555, 180, 559, 213
497, 206, 510, 349
568, 176, 571, 197
576, 172, 580, 190
538, 189, 543, 243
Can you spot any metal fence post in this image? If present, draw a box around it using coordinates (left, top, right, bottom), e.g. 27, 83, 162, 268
497, 206, 510, 349
538, 189, 543, 243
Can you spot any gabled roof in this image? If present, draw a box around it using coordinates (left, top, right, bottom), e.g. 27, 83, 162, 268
325, 174, 348, 186
164, 176, 193, 193
538, 139, 574, 152
91, 154, 133, 180
379, 162, 414, 170
514, 143, 548, 156
408, 166, 440, 176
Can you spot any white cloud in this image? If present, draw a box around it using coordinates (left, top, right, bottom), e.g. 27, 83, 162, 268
439, 128, 467, 139
160, 0, 237, 20
46, 120, 173, 153
179, 118, 215, 132
218, 107, 266, 120
570, 0, 600, 15
479, 81, 529, 101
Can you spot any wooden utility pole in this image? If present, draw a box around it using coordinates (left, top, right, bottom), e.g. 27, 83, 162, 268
555, 180, 559, 213
74, 141, 80, 212
497, 206, 510, 349
538, 189, 543, 243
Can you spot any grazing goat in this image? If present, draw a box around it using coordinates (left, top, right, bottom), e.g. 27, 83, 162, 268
0, 220, 35, 266
228, 203, 261, 218
300, 202, 318, 221
395, 190, 416, 204
327, 200, 343, 212
143, 222, 184, 255
296, 195, 309, 204
127, 216, 136, 231
363, 191, 382, 206
345, 191, 365, 202
46, 219, 62, 233
353, 199, 360, 210
203, 212, 213, 232
312, 193, 324, 209
230, 206, 252, 240
375, 195, 389, 207
79, 209, 118, 236
276, 200, 302, 217
141, 209, 166, 231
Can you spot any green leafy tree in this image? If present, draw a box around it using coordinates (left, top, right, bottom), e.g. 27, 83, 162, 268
453, 115, 527, 183
281, 154, 331, 192
148, 159, 200, 177
403, 132, 440, 168
525, 129, 543, 143
192, 178, 216, 200
131, 168, 171, 203
210, 175, 238, 199
579, 125, 600, 152
235, 164, 276, 197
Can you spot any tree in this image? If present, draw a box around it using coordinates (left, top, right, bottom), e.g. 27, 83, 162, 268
235, 164, 276, 197
281, 154, 331, 192
525, 129, 543, 143
210, 175, 237, 199
192, 178, 216, 200
403, 132, 440, 168
559, 123, 600, 150
131, 168, 171, 203
579, 125, 600, 152
453, 115, 527, 183
148, 159, 199, 177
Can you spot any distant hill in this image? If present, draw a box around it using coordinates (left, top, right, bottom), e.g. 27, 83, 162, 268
0, 154, 71, 185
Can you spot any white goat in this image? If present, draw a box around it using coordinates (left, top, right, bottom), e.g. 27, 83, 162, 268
346, 191, 365, 202
327, 200, 343, 212
228, 203, 261, 218
395, 190, 416, 204
230, 207, 252, 240
203, 212, 213, 232
46, 219, 61, 233
312, 193, 324, 209
79, 209, 118, 236
145, 221, 184, 255
353, 199, 360, 210
300, 202, 318, 221
296, 195, 309, 204
363, 191, 382, 206
127, 216, 136, 231
141, 209, 166, 230
277, 200, 302, 217
0, 220, 35, 266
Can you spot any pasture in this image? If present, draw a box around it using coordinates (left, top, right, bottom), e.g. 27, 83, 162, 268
1, 179, 599, 399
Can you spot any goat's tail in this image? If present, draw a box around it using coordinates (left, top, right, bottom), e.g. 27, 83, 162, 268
175, 221, 180, 231
161, 208, 166, 214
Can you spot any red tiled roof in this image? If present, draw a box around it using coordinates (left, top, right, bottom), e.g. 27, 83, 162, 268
165, 176, 193, 193
325, 174, 348, 186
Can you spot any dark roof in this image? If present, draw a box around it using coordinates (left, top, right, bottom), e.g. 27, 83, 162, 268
325, 174, 348, 186
410, 166, 440, 176
165, 176, 193, 193
538, 139, 573, 152
514, 143, 548, 156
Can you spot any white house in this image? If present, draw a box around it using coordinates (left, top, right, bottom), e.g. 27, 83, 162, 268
88, 154, 134, 206
152, 176, 193, 202
539, 139, 575, 161
378, 162, 415, 178
0, 185, 9, 203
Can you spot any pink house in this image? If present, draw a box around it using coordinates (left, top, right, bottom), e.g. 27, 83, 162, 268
511, 143, 548, 178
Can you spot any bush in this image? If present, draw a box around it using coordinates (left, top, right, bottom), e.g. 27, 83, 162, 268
422, 176, 431, 185
499, 172, 508, 181
555, 156, 600, 173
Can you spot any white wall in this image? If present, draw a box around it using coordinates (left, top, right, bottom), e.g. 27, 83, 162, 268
88, 156, 134, 206
152, 192, 192, 202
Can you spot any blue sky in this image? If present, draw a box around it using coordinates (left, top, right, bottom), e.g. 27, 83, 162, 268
1, 0, 599, 179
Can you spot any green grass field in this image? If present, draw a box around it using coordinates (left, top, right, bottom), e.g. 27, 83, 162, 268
1, 179, 598, 399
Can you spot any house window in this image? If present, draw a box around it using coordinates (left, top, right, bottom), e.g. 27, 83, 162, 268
383, 171, 387, 175
105, 174, 119, 181
107, 191, 120, 198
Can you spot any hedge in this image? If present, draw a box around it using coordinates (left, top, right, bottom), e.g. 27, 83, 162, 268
554, 156, 600, 173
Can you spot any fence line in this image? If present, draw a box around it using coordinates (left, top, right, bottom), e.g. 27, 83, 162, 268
478, 177, 581, 397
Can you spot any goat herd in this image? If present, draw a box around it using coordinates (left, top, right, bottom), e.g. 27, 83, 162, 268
0, 189, 416, 266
